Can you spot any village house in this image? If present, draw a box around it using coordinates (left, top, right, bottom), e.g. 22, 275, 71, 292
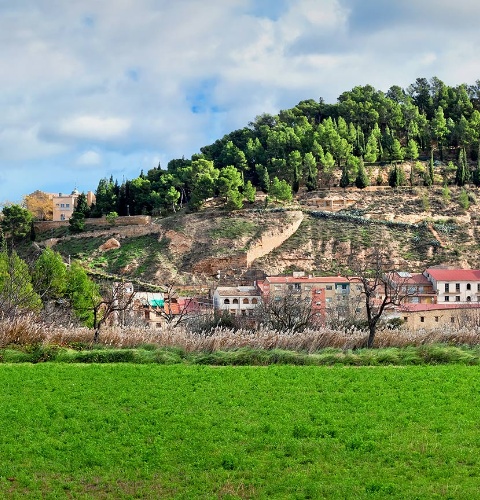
423, 268, 480, 304
391, 303, 480, 330
213, 286, 261, 316
52, 188, 96, 221
257, 272, 363, 324
388, 272, 437, 304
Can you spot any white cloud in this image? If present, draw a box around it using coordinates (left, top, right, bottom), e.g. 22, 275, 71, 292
1, 0, 480, 202
58, 116, 130, 142
77, 150, 101, 166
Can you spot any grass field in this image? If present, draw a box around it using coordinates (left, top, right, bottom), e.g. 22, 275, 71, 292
1, 364, 479, 499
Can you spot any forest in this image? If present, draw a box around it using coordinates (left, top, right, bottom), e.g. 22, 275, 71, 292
76, 77, 480, 220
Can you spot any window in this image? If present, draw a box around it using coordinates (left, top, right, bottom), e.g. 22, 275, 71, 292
444, 296, 450, 302
315, 301, 321, 306
445, 283, 450, 293
455, 296, 460, 302
478, 284, 480, 292
326, 285, 333, 290
224, 299, 230, 304
403, 317, 408, 322
304, 286, 311, 291
467, 283, 471, 291
456, 283, 460, 292
60, 203, 65, 208
451, 317, 455, 323
242, 298, 249, 304
233, 298, 239, 304
251, 298, 258, 304
435, 316, 439, 322
420, 316, 425, 323
467, 296, 471, 302
326, 297, 332, 303
66, 203, 70, 208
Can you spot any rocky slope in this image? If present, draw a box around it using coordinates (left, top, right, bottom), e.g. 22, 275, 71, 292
41, 184, 480, 284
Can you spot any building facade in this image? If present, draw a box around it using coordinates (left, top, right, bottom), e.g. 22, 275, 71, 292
423, 268, 480, 304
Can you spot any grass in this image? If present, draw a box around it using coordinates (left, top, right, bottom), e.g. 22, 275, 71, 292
0, 364, 479, 498
209, 218, 256, 239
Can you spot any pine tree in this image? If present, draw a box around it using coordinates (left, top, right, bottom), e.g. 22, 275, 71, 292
355, 160, 369, 189
340, 164, 350, 188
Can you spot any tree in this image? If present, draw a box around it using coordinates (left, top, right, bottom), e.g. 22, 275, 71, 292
24, 191, 53, 220
32, 248, 67, 301
74, 192, 91, 218
388, 165, 406, 188
190, 159, 220, 209
256, 293, 318, 333
455, 147, 469, 186
155, 284, 195, 327
1, 205, 33, 242
165, 186, 180, 212
106, 211, 119, 225
243, 180, 256, 203
303, 152, 318, 191
339, 164, 350, 188
355, 159, 370, 189
431, 106, 448, 160
255, 164, 270, 192
404, 139, 419, 160
269, 177, 293, 202
90, 281, 136, 342
0, 248, 42, 318
65, 262, 99, 327
69, 211, 85, 233
347, 249, 412, 348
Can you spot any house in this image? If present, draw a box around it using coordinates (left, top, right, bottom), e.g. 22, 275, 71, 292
423, 268, 480, 304
132, 291, 165, 328
213, 286, 261, 316
388, 272, 436, 304
257, 272, 362, 323
52, 188, 96, 221
392, 303, 480, 330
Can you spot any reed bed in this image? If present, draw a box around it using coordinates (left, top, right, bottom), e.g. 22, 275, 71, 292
2, 315, 480, 351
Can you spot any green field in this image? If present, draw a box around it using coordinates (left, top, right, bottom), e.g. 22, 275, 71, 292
1, 364, 479, 499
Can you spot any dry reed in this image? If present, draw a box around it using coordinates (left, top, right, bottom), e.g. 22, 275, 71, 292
2, 318, 480, 351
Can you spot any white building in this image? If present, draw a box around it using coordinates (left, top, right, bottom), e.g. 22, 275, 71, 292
423, 268, 480, 303
213, 286, 261, 316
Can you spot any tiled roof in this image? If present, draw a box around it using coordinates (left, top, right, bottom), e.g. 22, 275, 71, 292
215, 287, 261, 297
265, 276, 350, 284
393, 273, 431, 285
398, 303, 480, 312
425, 268, 480, 282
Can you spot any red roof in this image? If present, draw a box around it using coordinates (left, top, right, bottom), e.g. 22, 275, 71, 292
392, 272, 431, 286
399, 303, 480, 312
425, 269, 480, 282
265, 276, 350, 284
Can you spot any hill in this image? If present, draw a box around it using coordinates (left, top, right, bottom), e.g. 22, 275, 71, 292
37, 181, 480, 284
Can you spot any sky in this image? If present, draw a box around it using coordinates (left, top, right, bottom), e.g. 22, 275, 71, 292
1, 0, 480, 204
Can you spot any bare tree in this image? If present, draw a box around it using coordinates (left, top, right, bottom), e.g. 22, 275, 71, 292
346, 249, 413, 348
92, 281, 136, 342
155, 283, 195, 327
256, 293, 319, 333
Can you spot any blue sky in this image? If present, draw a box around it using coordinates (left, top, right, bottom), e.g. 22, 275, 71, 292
1, 0, 480, 204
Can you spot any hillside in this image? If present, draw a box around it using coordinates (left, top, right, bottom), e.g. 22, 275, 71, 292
37, 182, 480, 285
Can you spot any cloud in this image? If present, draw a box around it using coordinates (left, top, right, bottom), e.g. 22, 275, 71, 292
57, 116, 130, 142
1, 0, 480, 202
77, 150, 101, 166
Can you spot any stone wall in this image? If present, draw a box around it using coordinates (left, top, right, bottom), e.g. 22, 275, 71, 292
34, 215, 151, 233
246, 211, 304, 265
192, 254, 248, 275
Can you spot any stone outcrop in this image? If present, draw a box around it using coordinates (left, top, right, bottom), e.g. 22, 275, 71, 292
99, 238, 121, 251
